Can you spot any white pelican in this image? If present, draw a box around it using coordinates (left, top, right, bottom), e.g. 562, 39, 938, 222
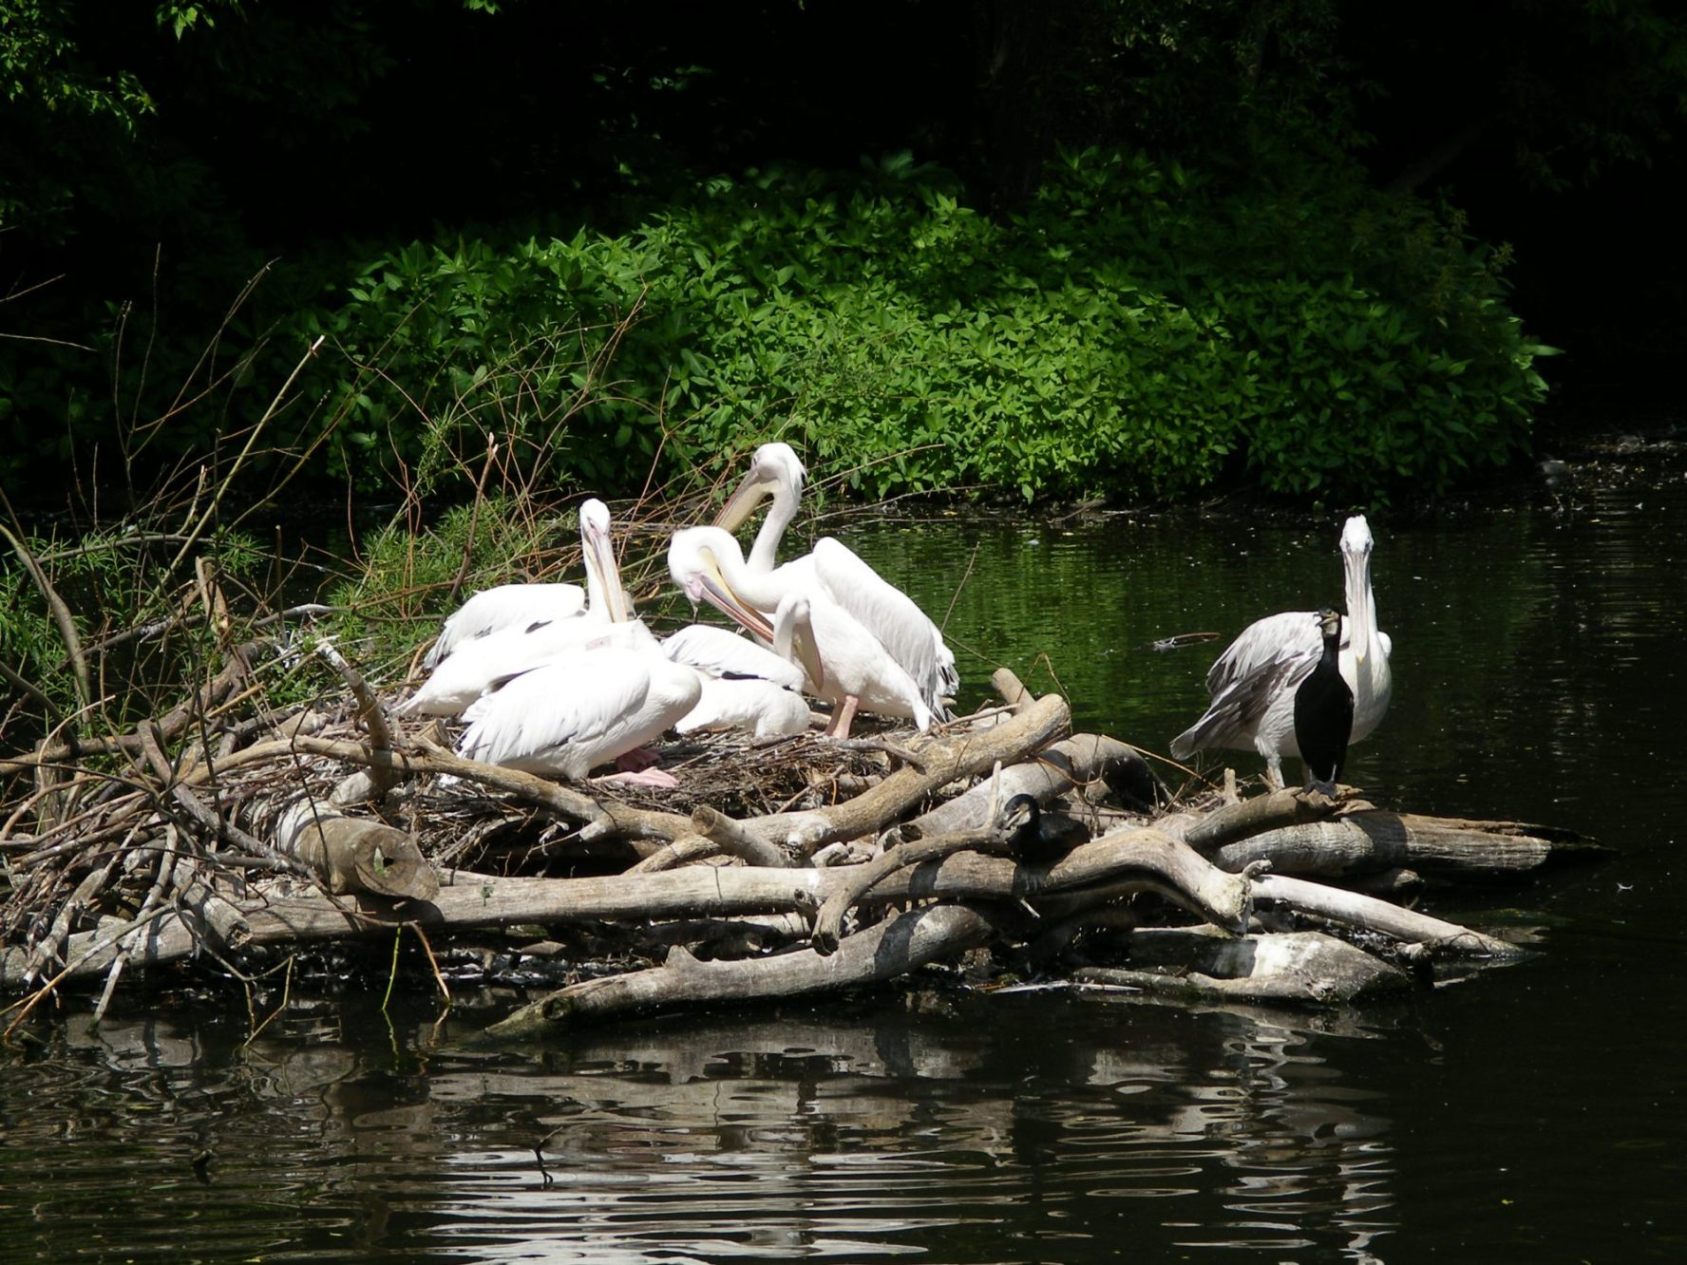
421, 499, 630, 668
661, 623, 806, 692
1170, 515, 1392, 788
397, 499, 649, 717
456, 646, 700, 784
661, 623, 814, 737
668, 526, 929, 738
1292, 608, 1354, 792
714, 441, 959, 705
772, 591, 932, 736
674, 675, 813, 739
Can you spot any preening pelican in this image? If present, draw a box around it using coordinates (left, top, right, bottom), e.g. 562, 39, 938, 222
661, 623, 813, 737
456, 646, 700, 783
1170, 515, 1392, 787
397, 499, 650, 717
772, 590, 932, 737
420, 499, 630, 669
715, 442, 959, 704
668, 526, 930, 738
1293, 608, 1354, 792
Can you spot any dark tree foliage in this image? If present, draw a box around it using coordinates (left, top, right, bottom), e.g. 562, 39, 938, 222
1, 0, 1682, 503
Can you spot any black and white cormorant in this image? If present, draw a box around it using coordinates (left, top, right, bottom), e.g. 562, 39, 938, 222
1293, 608, 1354, 792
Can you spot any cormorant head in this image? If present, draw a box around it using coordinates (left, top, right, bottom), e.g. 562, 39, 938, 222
1316, 607, 1342, 643
1000, 793, 1040, 845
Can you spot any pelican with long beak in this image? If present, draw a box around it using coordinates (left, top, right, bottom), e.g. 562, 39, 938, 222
1170, 516, 1392, 788
713, 442, 959, 708
421, 500, 632, 668
668, 526, 928, 738
398, 499, 652, 717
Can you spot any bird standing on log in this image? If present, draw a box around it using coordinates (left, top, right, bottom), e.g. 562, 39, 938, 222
1171, 515, 1392, 787
1293, 608, 1354, 793
713, 441, 959, 709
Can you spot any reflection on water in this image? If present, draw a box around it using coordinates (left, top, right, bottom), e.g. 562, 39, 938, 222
7, 460, 1687, 1262
1, 996, 1401, 1263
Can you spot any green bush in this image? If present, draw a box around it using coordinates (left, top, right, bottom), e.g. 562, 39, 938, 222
281, 149, 1546, 503
6, 148, 1548, 505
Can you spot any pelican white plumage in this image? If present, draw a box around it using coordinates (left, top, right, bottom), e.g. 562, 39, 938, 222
712, 442, 957, 712
669, 526, 931, 738
420, 499, 630, 668
456, 646, 700, 781
397, 499, 651, 717
661, 623, 813, 737
661, 623, 806, 692
772, 591, 932, 736
1170, 515, 1393, 788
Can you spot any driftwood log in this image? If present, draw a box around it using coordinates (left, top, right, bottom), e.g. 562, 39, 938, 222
2, 624, 1590, 1036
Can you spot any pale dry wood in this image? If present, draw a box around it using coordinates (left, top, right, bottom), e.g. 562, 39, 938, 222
1250, 872, 1525, 959
0, 825, 1256, 989
273, 801, 438, 900
810, 827, 1002, 955
907, 733, 1147, 836
1075, 927, 1412, 1004
1158, 786, 1345, 853
481, 904, 999, 1042
731, 693, 1071, 855
1201, 811, 1594, 881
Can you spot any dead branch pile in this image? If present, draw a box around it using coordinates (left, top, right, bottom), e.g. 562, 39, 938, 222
0, 622, 1599, 1038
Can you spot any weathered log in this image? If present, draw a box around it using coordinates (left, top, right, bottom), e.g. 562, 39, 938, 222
273, 802, 438, 900
1203, 811, 1599, 882
1075, 928, 1413, 1004
1157, 786, 1344, 853
732, 693, 1071, 854
690, 805, 794, 868
479, 904, 999, 1042
907, 733, 1151, 836
0, 824, 1255, 989
1251, 873, 1525, 960
810, 828, 1001, 955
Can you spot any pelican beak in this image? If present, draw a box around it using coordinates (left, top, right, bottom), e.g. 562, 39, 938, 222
696, 554, 774, 641
1343, 549, 1372, 666
714, 466, 774, 534
584, 517, 631, 623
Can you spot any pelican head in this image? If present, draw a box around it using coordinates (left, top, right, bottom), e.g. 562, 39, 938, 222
715, 441, 807, 534
1340, 515, 1374, 557
579, 498, 631, 622
667, 526, 774, 640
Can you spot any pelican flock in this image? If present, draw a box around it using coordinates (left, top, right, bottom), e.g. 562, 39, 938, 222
398, 445, 1392, 793
1171, 515, 1392, 788
398, 448, 960, 782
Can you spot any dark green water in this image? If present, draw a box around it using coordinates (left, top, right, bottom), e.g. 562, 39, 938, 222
4, 459, 1684, 1262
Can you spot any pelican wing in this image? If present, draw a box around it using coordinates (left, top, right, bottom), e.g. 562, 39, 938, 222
457, 652, 652, 769
425, 582, 588, 667
1202, 610, 1319, 696
1173, 612, 1321, 758
810, 537, 948, 712
662, 623, 805, 689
